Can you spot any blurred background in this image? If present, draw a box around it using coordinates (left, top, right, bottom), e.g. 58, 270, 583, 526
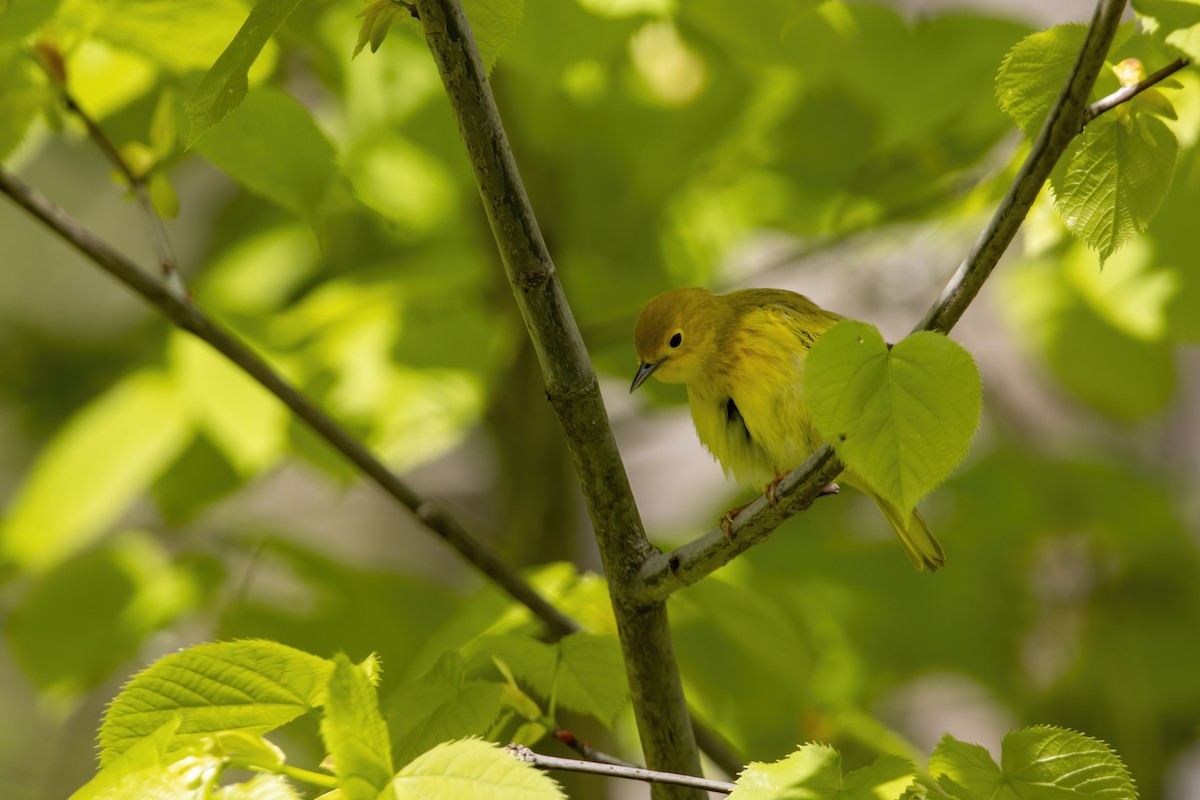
2, 0, 1198, 797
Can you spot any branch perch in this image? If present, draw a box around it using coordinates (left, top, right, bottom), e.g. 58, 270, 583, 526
0, 167, 580, 641
411, 0, 704, 793
633, 0, 1131, 606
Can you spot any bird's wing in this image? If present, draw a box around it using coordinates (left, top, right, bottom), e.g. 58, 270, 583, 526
760, 292, 842, 350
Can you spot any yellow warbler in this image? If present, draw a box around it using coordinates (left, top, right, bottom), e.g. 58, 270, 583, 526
631, 287, 945, 572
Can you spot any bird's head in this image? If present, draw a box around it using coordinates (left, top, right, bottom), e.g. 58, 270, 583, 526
631, 287, 721, 392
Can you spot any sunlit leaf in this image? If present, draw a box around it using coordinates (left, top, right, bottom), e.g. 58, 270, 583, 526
212, 774, 303, 800
729, 744, 915, 800
321, 654, 393, 800
184, 0, 303, 143
69, 720, 214, 800
1051, 111, 1179, 263
1134, 0, 1200, 61
996, 24, 1090, 135
194, 86, 338, 218
803, 321, 982, 516
931, 727, 1136, 799
386, 650, 506, 767
469, 633, 629, 725
98, 640, 333, 764
390, 738, 563, 798
0, 370, 192, 573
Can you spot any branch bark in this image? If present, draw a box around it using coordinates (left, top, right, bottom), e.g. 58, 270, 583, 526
0, 167, 581, 641
411, 0, 704, 794
632, 0, 1131, 606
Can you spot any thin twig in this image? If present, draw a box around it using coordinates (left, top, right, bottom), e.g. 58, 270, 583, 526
554, 729, 641, 769
1084, 56, 1189, 123
55, 83, 189, 302
507, 745, 735, 795
413, 0, 704, 793
0, 166, 580, 641
631, 0, 1131, 607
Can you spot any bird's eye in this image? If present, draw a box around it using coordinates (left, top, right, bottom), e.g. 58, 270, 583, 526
669, 332, 682, 348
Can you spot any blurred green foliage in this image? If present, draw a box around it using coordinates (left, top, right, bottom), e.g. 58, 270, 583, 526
1, 0, 1198, 798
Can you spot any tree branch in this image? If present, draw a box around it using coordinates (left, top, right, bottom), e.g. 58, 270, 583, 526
411, 0, 704, 794
506, 746, 735, 795
0, 166, 581, 641
34, 44, 189, 303
632, 0, 1130, 605
1083, 56, 1189, 123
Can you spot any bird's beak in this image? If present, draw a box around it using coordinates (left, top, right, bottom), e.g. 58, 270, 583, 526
630, 359, 662, 393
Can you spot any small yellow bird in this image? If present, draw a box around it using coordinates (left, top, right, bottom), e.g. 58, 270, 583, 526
631, 287, 945, 571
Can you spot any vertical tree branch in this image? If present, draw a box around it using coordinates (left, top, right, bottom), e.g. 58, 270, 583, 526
411, 0, 704, 794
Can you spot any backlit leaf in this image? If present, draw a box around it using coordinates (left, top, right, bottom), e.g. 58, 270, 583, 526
98, 640, 333, 764
0, 370, 192, 573
804, 321, 982, 516
321, 654, 393, 800
390, 738, 563, 799
185, 0, 304, 143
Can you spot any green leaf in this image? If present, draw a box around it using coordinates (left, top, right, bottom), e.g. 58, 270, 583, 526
390, 738, 563, 799
997, 24, 1090, 135
98, 639, 333, 764
470, 633, 629, 725
1051, 112, 1179, 264
1134, 0, 1200, 61
321, 654, 393, 800
195, 86, 338, 219
184, 0, 305, 143
803, 321, 982, 516
729, 744, 915, 800
168, 332, 287, 476
463, 0, 526, 70
354, 0, 407, 58
387, 650, 506, 767
69, 719, 216, 800
0, 370, 192, 573
212, 774, 303, 800
6, 531, 197, 696
931, 727, 1137, 799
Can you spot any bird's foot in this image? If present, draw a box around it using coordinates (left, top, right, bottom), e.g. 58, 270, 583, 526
765, 469, 786, 506
719, 501, 752, 540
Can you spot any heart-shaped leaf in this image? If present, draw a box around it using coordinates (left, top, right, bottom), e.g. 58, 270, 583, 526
803, 320, 981, 516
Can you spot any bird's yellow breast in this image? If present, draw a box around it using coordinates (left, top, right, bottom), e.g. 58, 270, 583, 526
686, 306, 823, 488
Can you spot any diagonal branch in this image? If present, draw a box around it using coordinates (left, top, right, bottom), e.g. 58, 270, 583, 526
411, 0, 704, 794
0, 166, 580, 641
632, 0, 1130, 607
34, 43, 189, 302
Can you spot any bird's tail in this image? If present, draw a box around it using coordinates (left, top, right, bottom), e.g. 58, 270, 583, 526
867, 489, 946, 572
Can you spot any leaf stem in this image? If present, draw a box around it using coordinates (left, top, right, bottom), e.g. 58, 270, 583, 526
507, 745, 735, 795
1083, 56, 1190, 124
225, 757, 339, 789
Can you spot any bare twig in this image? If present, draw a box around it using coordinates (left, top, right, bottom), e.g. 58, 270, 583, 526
0, 167, 580, 641
1084, 56, 1189, 123
632, 0, 1132, 606
412, 0, 703, 793
35, 44, 190, 303
507, 745, 735, 795
553, 728, 642, 769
